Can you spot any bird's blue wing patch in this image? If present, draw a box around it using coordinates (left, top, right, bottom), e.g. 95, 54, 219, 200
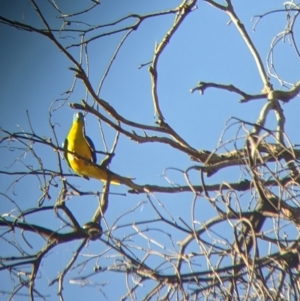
86, 136, 97, 163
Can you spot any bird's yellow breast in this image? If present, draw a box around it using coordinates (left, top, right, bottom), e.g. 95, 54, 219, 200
66, 121, 93, 175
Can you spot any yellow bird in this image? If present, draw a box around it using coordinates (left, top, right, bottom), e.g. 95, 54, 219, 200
63, 112, 121, 185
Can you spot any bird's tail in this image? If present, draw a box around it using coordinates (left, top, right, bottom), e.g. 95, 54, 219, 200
85, 164, 139, 189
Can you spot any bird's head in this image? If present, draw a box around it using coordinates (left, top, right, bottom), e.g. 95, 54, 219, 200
73, 112, 85, 125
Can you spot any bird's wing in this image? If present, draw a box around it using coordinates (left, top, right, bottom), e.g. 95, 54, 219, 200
85, 135, 97, 163
62, 138, 72, 168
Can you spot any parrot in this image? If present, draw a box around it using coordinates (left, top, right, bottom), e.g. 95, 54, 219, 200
63, 112, 122, 185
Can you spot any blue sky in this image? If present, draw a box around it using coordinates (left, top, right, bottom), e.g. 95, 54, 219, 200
1, 0, 299, 300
